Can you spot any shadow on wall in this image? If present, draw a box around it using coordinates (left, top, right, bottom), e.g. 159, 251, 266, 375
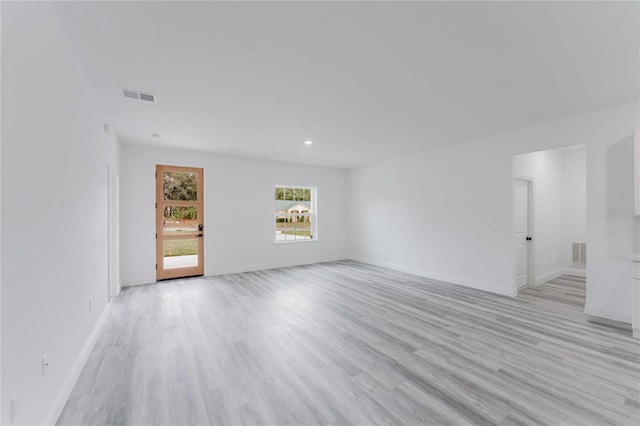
606, 134, 635, 260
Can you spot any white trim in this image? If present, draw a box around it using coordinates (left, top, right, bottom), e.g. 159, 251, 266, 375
108, 169, 121, 299
634, 127, 639, 216
43, 305, 110, 425
562, 266, 586, 278
120, 256, 348, 286
207, 255, 347, 276
273, 239, 318, 245
585, 303, 631, 324
534, 268, 565, 285
351, 256, 517, 297
531, 267, 586, 285
121, 276, 156, 287
513, 174, 535, 182
120, 261, 587, 293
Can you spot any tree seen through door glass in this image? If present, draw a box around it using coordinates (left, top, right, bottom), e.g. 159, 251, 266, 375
163, 172, 198, 200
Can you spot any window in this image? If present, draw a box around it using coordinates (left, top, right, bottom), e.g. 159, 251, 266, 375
275, 185, 316, 242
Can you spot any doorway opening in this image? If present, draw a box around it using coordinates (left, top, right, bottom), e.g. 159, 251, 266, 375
512, 145, 587, 304
156, 164, 204, 280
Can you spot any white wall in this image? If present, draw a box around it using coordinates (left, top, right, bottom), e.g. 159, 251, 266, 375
348, 138, 516, 296
348, 102, 638, 322
587, 126, 636, 321
120, 145, 348, 286
1, 2, 120, 424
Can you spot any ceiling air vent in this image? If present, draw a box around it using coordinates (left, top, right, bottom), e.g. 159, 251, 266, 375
123, 89, 139, 99
122, 88, 156, 102
139, 93, 155, 102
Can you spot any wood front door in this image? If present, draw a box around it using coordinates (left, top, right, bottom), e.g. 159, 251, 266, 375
156, 165, 204, 280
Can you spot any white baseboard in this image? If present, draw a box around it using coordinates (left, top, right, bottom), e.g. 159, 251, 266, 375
562, 266, 586, 278
43, 305, 110, 425
535, 268, 565, 285
121, 276, 155, 287
208, 255, 348, 276
534, 267, 587, 285
121, 256, 349, 287
584, 303, 631, 324
351, 257, 516, 297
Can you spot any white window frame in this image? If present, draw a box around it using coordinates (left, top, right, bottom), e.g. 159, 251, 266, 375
274, 185, 317, 243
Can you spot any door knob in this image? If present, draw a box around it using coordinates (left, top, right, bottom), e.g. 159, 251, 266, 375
526, 237, 532, 241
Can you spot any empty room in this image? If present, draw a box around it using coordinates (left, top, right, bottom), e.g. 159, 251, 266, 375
1, 1, 639, 425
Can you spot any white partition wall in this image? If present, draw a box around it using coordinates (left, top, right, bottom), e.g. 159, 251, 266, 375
348, 102, 639, 322
1, 3, 120, 424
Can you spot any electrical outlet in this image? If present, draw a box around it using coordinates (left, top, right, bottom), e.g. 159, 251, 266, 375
11, 393, 20, 424
42, 353, 49, 377
89, 297, 92, 311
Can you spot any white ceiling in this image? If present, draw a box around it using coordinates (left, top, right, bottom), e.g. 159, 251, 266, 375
52, 1, 638, 168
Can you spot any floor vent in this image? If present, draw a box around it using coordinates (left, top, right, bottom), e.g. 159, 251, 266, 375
572, 242, 586, 267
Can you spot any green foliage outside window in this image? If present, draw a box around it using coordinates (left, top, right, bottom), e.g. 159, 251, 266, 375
274, 187, 311, 201
164, 206, 197, 221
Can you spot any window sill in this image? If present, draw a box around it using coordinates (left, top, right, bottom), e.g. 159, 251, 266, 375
274, 239, 318, 245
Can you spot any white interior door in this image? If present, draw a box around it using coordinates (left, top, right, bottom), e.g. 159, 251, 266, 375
515, 179, 530, 288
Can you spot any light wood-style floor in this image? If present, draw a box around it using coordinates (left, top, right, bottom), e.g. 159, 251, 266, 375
57, 261, 639, 425
518, 275, 587, 308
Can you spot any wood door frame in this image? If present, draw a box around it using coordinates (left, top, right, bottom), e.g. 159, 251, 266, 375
156, 164, 204, 281
514, 176, 534, 291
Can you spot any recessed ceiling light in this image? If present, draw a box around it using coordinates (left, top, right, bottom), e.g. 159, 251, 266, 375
304, 140, 313, 145
151, 133, 160, 138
